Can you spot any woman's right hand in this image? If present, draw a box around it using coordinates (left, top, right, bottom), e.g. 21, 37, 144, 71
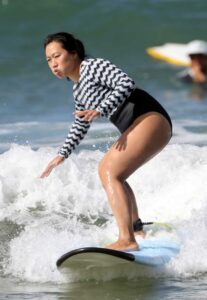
40, 155, 65, 178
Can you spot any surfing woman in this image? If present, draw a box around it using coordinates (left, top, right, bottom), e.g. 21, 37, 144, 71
40, 32, 172, 251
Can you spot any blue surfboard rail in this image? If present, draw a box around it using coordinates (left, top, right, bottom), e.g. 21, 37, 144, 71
126, 239, 180, 266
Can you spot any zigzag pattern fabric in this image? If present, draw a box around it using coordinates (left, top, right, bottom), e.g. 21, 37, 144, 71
59, 58, 135, 158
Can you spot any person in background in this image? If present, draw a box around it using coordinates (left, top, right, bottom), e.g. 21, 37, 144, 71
40, 32, 172, 251
178, 40, 207, 84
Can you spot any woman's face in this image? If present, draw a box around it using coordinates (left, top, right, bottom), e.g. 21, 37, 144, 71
45, 41, 79, 79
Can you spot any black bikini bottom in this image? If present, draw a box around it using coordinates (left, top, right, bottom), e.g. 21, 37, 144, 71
110, 88, 172, 133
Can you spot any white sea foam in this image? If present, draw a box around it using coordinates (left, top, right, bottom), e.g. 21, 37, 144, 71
0, 143, 207, 282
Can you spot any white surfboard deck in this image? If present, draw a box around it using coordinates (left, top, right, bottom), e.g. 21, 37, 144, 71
56, 239, 180, 271
146, 43, 190, 66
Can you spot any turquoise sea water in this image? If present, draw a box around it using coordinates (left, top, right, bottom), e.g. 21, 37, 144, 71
1, 0, 207, 299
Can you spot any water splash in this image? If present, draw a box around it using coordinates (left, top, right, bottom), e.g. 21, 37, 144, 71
0, 143, 207, 282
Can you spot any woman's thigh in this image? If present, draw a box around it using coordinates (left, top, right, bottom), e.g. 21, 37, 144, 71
99, 112, 172, 181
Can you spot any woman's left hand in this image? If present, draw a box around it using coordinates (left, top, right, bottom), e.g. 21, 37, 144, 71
40, 155, 65, 178
74, 110, 100, 122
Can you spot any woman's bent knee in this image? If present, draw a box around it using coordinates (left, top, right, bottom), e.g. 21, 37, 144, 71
98, 160, 107, 188
98, 159, 124, 189
98, 160, 111, 188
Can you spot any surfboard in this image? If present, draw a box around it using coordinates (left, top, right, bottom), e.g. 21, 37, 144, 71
146, 43, 190, 66
56, 239, 180, 271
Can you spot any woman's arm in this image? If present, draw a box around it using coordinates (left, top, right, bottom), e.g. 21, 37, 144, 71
40, 155, 65, 178
40, 102, 91, 178
58, 116, 91, 158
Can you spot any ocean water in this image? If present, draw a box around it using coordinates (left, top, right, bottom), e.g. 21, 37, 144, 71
1, 0, 207, 299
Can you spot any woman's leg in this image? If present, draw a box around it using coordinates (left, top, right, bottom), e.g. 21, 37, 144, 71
98, 112, 172, 251
124, 182, 146, 237
124, 182, 139, 223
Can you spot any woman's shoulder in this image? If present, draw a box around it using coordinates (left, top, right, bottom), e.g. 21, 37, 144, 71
80, 58, 111, 76
82, 57, 111, 67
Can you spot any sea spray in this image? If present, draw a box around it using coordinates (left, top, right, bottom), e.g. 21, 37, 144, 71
0, 143, 207, 282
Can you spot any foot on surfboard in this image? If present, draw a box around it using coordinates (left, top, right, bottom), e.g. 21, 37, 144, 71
105, 239, 139, 251
134, 230, 146, 238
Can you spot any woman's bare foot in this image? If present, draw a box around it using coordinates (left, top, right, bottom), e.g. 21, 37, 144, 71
105, 239, 139, 251
134, 230, 146, 238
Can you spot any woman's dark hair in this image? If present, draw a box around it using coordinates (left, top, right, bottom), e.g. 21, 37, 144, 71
44, 32, 86, 60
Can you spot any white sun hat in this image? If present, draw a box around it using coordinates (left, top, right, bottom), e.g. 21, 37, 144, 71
186, 40, 207, 56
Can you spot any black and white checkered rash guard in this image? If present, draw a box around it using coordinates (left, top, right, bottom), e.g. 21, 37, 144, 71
58, 58, 135, 158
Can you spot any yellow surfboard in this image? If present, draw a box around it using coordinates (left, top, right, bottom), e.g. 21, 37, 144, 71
147, 43, 190, 67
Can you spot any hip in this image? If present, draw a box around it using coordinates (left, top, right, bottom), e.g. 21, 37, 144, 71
110, 88, 172, 133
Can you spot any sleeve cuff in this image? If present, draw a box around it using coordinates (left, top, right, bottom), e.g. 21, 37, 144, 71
95, 107, 104, 117
58, 151, 69, 159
